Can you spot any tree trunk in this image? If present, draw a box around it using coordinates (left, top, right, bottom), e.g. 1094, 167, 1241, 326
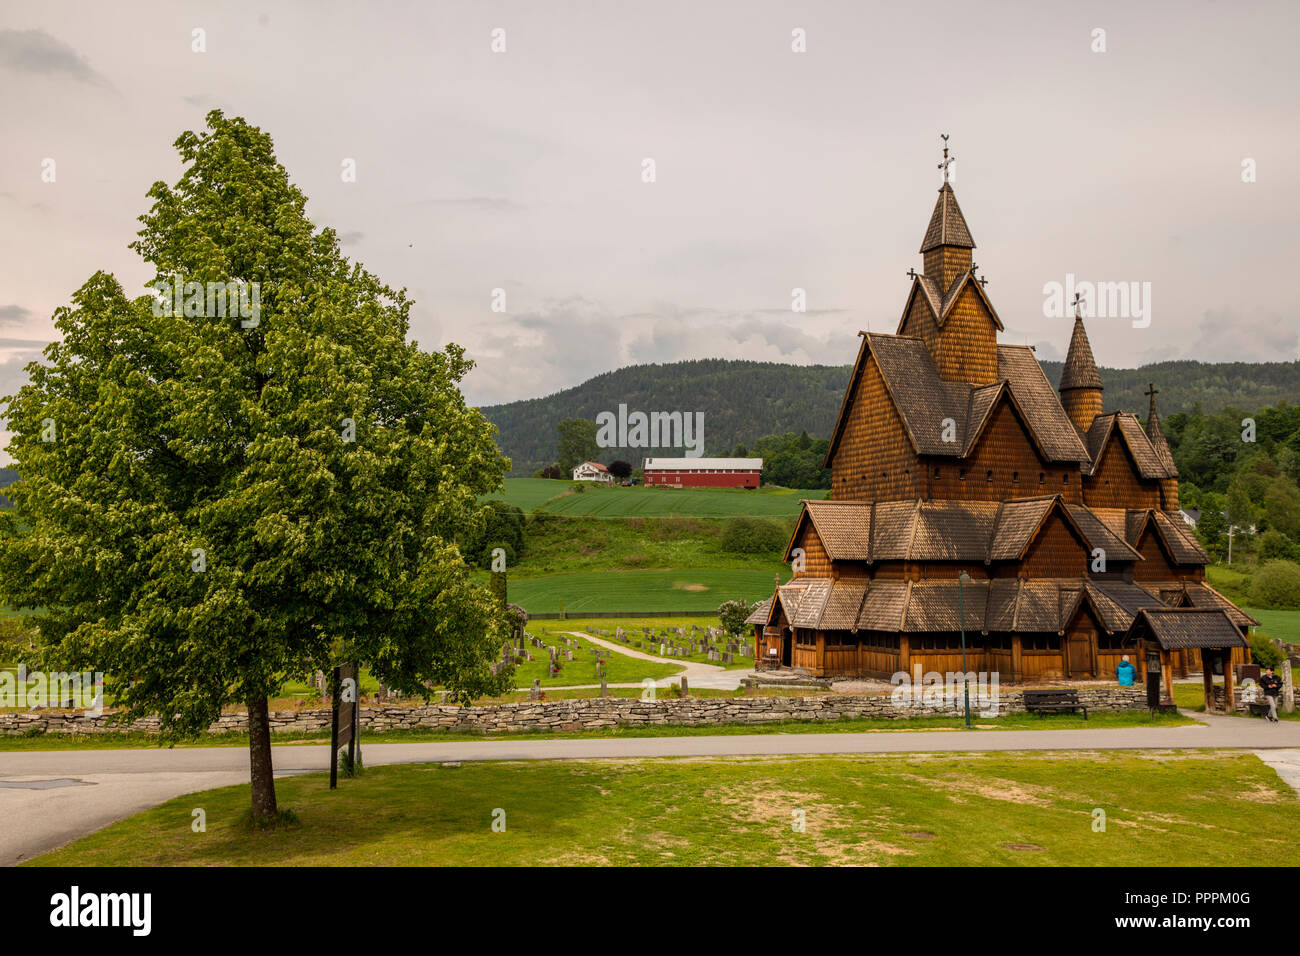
247, 696, 278, 821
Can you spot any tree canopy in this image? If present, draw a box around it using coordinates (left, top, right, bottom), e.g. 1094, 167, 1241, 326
0, 111, 513, 819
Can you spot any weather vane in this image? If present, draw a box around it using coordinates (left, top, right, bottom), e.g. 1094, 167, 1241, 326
937, 134, 955, 183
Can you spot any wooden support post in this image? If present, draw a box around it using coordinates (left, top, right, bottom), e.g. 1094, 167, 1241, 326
1170, 647, 1180, 707
1201, 648, 1216, 713
1222, 655, 1235, 713
1010, 634, 1022, 683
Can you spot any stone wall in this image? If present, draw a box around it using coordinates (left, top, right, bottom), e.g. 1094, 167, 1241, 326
0, 686, 1146, 737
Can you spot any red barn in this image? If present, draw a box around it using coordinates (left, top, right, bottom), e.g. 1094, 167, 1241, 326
642, 457, 762, 489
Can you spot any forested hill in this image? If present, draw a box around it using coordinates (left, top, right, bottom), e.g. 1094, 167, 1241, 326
480, 358, 1300, 476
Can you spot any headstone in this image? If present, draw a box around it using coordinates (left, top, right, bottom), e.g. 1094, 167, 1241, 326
529, 679, 541, 700
600, 676, 608, 698
680, 676, 689, 697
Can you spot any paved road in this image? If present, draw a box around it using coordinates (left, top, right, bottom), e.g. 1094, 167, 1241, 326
3, 711, 1298, 865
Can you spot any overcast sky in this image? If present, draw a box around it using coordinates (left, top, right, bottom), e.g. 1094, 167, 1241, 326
1, 0, 1297, 462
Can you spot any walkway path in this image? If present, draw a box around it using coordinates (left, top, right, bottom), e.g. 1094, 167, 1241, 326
4, 710, 1297, 866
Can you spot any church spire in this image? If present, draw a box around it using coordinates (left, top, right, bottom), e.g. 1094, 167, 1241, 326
920, 136, 975, 294
1059, 305, 1104, 434
1145, 383, 1180, 509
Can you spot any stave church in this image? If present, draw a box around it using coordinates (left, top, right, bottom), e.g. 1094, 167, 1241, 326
748, 148, 1255, 707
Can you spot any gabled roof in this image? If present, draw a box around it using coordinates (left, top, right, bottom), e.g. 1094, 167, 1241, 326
825, 334, 1089, 466
1059, 316, 1104, 391
1083, 579, 1169, 633
919, 182, 975, 253
786, 495, 1141, 565
1126, 607, 1249, 651
743, 599, 772, 626
1179, 581, 1260, 627
997, 346, 1092, 463
1063, 503, 1143, 562
1122, 509, 1210, 566
1150, 510, 1209, 564
1083, 412, 1177, 479
791, 578, 833, 628
903, 271, 1005, 331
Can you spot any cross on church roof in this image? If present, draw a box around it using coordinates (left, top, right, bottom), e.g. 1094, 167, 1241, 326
1071, 291, 1086, 319
971, 262, 988, 288
937, 134, 955, 183
1144, 383, 1159, 400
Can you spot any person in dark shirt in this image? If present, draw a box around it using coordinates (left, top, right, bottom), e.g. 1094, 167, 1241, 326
1259, 667, 1283, 722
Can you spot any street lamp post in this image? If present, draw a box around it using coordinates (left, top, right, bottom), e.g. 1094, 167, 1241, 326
958, 570, 971, 728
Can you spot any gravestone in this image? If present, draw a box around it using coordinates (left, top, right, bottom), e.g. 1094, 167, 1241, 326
529, 679, 541, 700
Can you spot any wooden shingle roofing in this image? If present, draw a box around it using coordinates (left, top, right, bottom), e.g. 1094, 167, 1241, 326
743, 599, 772, 626
1127, 607, 1249, 651
1059, 316, 1104, 391
761, 575, 1227, 635
759, 573, 1250, 637
919, 182, 975, 252
1083, 412, 1177, 479
905, 271, 1005, 331
1180, 581, 1260, 627
789, 495, 1142, 565
996, 346, 1092, 463
826, 333, 1090, 466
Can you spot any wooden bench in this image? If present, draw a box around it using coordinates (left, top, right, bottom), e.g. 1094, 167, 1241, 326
1023, 689, 1088, 719
1246, 700, 1272, 717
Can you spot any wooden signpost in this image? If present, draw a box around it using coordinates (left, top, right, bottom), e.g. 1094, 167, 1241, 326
329, 663, 360, 790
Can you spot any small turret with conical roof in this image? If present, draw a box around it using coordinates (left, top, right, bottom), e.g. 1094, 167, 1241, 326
1059, 314, 1103, 434
1144, 383, 1180, 509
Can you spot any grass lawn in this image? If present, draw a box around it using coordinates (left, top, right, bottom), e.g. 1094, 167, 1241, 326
0, 708, 1193, 751
506, 513, 791, 577
504, 568, 777, 614
27, 749, 1296, 866
485, 478, 827, 518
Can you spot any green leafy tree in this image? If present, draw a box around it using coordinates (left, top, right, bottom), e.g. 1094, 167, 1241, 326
461, 499, 526, 569
0, 112, 512, 822
1251, 560, 1300, 609
720, 516, 790, 554
556, 418, 598, 474
718, 599, 756, 640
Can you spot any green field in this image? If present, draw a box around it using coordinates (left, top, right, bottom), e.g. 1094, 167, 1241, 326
28, 750, 1298, 866
506, 569, 777, 614
1249, 608, 1300, 646
485, 478, 827, 518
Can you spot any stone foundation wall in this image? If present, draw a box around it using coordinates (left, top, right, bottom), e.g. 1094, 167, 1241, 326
0, 686, 1146, 737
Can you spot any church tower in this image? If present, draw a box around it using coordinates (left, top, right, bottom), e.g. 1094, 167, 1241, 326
899, 138, 1002, 385
1059, 315, 1104, 434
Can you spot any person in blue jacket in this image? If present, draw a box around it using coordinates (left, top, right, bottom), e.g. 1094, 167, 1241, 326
1116, 655, 1136, 687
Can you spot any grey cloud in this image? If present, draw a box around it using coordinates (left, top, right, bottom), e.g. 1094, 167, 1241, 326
0, 29, 110, 87
0, 305, 33, 327
418, 197, 525, 211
